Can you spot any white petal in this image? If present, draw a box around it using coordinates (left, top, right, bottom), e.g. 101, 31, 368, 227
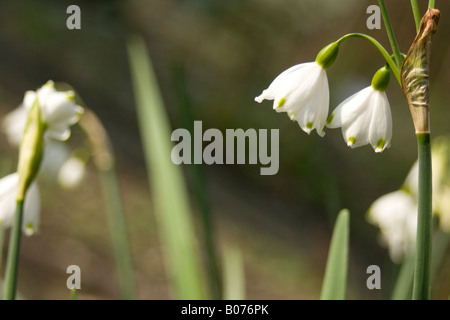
2, 106, 28, 146
367, 190, 417, 262
275, 63, 324, 113
293, 72, 329, 137
0, 173, 20, 227
327, 87, 373, 129
340, 104, 373, 148
368, 91, 392, 153
41, 92, 79, 126
37, 81, 57, 106
57, 156, 86, 189
40, 140, 71, 177
403, 160, 419, 196
254, 63, 309, 103
46, 125, 71, 141
23, 91, 37, 110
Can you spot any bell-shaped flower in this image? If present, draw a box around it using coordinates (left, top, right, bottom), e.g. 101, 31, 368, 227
0, 173, 40, 236
255, 42, 340, 137
327, 66, 392, 152
23, 80, 84, 141
367, 190, 417, 263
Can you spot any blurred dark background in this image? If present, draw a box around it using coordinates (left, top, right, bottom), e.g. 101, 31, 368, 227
0, 0, 449, 299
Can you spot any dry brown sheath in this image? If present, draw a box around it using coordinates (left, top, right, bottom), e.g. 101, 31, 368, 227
401, 8, 440, 134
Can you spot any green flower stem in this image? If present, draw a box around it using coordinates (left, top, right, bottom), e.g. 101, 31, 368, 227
391, 252, 415, 300
410, 0, 422, 32
336, 33, 401, 86
99, 168, 135, 300
378, 0, 404, 67
428, 0, 435, 9
79, 109, 136, 300
70, 288, 77, 300
3, 200, 24, 300
413, 133, 432, 300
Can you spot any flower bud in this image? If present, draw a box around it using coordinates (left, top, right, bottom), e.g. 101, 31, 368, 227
16, 98, 44, 201
315, 42, 339, 69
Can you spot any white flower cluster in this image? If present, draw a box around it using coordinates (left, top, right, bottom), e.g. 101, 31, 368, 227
255, 47, 392, 153
367, 136, 450, 262
0, 81, 85, 235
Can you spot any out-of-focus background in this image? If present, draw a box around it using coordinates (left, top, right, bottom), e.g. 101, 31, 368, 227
0, 0, 449, 299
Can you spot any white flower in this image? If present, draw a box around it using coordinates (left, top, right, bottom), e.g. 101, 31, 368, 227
255, 62, 329, 137
2, 106, 27, 146
57, 156, 86, 189
367, 190, 417, 263
22, 80, 84, 141
0, 173, 40, 236
327, 86, 392, 152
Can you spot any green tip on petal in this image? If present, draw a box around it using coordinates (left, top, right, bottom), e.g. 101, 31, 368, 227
371, 66, 390, 91
376, 138, 385, 152
306, 122, 313, 129
348, 136, 356, 146
66, 90, 75, 100
277, 98, 286, 108
45, 80, 55, 87
290, 112, 295, 120
326, 113, 334, 125
25, 223, 35, 236
315, 41, 340, 69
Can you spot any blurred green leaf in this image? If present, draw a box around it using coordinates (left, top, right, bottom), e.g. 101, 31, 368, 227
127, 35, 205, 299
222, 244, 245, 300
391, 253, 414, 300
320, 209, 349, 300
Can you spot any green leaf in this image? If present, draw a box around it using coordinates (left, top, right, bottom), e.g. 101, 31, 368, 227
320, 209, 350, 300
391, 253, 415, 300
127, 35, 205, 299
222, 245, 246, 300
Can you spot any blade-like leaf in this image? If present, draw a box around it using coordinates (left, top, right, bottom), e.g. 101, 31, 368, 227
127, 35, 205, 299
320, 209, 350, 300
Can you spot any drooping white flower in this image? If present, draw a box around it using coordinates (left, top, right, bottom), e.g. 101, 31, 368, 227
0, 173, 40, 236
22, 80, 84, 141
2, 108, 84, 187
403, 136, 450, 232
367, 190, 417, 263
327, 66, 392, 152
254, 42, 340, 137
255, 62, 329, 136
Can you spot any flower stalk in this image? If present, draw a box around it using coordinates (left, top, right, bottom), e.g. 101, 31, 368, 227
335, 33, 401, 85
413, 133, 432, 299
378, 0, 404, 67
410, 0, 421, 33
401, 8, 440, 300
3, 200, 24, 300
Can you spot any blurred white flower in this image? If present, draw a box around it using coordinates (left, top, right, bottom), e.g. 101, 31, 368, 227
255, 62, 329, 136
57, 156, 86, 190
0, 173, 40, 236
367, 190, 417, 263
22, 81, 84, 141
327, 86, 392, 152
2, 106, 27, 146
